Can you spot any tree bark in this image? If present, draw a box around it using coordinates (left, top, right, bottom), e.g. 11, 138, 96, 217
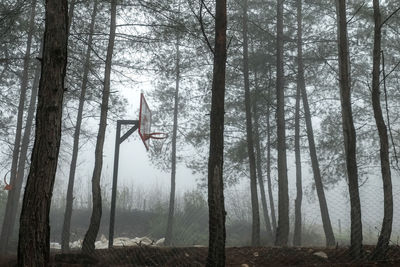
370, 0, 393, 260
242, 0, 260, 247
275, 0, 289, 246
297, 0, 336, 247
165, 33, 180, 246
293, 85, 302, 246
252, 73, 273, 244
68, 0, 76, 31
61, 0, 98, 252
82, 0, 116, 254
266, 84, 276, 235
0, 0, 38, 253
293, 0, 303, 244
206, 0, 227, 265
17, 0, 68, 265
336, 0, 363, 259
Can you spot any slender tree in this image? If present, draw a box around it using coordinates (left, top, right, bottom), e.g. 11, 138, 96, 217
370, 0, 393, 260
275, 0, 289, 246
61, 0, 99, 252
82, 0, 117, 253
1, 41, 42, 253
0, 0, 37, 253
252, 83, 273, 243
17, 0, 68, 264
206, 0, 227, 265
293, 11, 303, 244
68, 0, 76, 30
165, 33, 181, 246
242, 0, 260, 246
297, 0, 336, 247
266, 84, 277, 234
336, 0, 363, 258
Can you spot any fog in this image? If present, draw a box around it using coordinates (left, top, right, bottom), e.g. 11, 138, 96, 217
1, 0, 400, 265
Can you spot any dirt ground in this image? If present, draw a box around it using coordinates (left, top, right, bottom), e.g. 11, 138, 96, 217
1, 245, 400, 266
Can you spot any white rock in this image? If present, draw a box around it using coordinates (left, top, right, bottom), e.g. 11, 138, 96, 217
57, 235, 167, 250
50, 242, 61, 250
126, 240, 139, 246
155, 238, 165, 246
114, 237, 138, 247
95, 240, 108, 249
138, 236, 153, 246
70, 239, 82, 249
313, 251, 328, 259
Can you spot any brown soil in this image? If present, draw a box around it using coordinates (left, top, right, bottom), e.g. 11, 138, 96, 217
1, 246, 400, 266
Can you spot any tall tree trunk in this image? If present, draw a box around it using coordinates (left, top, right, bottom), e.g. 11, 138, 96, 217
68, 0, 76, 30
293, 87, 302, 246
17, 0, 68, 264
252, 73, 273, 243
0, 0, 37, 253
82, 0, 116, 254
206, 0, 227, 265
293, 1, 303, 244
266, 84, 277, 234
61, 0, 98, 252
297, 0, 335, 249
275, 0, 289, 246
165, 34, 180, 246
242, 0, 260, 247
297, 0, 336, 247
336, 0, 363, 259
370, 0, 393, 260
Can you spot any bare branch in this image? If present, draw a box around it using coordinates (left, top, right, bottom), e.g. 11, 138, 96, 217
381, 51, 400, 170
200, 0, 215, 20
191, 0, 214, 55
381, 6, 400, 28
347, 1, 365, 25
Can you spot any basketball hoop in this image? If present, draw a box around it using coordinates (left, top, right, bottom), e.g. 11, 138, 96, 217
144, 132, 168, 140
138, 94, 168, 150
3, 172, 11, 191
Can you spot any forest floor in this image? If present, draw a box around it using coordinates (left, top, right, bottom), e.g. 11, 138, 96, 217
1, 245, 400, 266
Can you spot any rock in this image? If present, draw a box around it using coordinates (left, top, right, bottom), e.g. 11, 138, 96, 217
138, 236, 153, 246
50, 242, 61, 250
100, 234, 107, 243
95, 240, 108, 249
253, 252, 259, 257
155, 238, 165, 246
241, 264, 250, 267
59, 236, 166, 250
70, 239, 83, 249
313, 251, 328, 259
114, 237, 138, 247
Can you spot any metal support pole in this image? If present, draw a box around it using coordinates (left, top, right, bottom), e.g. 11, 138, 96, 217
109, 121, 121, 248
108, 120, 139, 248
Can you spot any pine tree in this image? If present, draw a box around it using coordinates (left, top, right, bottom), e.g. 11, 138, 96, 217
207, 0, 227, 265
17, 0, 68, 264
